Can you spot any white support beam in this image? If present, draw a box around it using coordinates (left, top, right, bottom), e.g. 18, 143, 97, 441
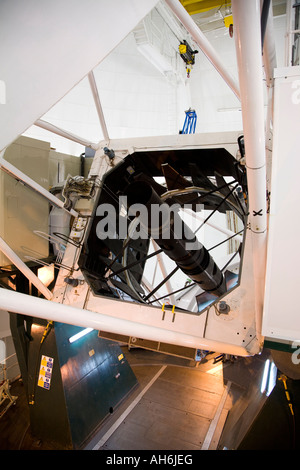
88, 71, 110, 143
0, 237, 52, 300
0, 288, 251, 356
262, 0, 276, 156
35, 119, 99, 151
262, 0, 277, 89
164, 0, 240, 100
0, 156, 78, 218
232, 0, 267, 342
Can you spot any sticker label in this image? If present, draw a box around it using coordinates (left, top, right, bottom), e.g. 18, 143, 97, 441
38, 355, 54, 390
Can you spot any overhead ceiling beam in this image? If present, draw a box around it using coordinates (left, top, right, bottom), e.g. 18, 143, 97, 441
165, 0, 240, 100
35, 119, 99, 151
88, 71, 110, 143
179, 0, 229, 16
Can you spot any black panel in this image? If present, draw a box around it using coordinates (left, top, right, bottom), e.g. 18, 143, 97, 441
26, 322, 73, 448
54, 323, 138, 449
11, 316, 137, 449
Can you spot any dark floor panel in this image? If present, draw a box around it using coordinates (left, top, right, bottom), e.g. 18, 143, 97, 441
0, 378, 66, 450
144, 419, 205, 450
103, 422, 163, 451
160, 365, 226, 394
134, 398, 210, 443
0, 379, 30, 450
145, 379, 220, 420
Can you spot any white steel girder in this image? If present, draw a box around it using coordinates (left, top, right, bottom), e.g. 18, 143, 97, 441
231, 0, 268, 343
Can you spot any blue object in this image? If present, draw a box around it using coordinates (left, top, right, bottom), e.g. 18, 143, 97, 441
181, 108, 197, 134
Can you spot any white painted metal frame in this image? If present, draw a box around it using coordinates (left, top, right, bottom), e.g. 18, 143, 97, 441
35, 119, 99, 151
87, 71, 110, 144
231, 0, 268, 343
0, 287, 252, 357
0, 0, 274, 357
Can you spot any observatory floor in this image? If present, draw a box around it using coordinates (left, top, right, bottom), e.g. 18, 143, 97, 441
0, 346, 271, 451
87, 347, 270, 451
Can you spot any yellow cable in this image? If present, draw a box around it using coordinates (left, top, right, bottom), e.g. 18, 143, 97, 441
279, 374, 294, 416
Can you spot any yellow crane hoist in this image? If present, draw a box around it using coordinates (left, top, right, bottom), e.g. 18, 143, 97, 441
179, 40, 198, 77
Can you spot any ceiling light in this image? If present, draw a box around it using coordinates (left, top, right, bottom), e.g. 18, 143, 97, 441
260, 359, 277, 396
37, 264, 55, 287
69, 327, 93, 344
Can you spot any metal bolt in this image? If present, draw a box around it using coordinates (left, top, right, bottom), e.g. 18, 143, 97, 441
218, 301, 230, 314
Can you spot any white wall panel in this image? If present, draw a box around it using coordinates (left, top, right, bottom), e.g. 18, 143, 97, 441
0, 0, 158, 152
23, 31, 176, 155
0, 136, 50, 266
262, 66, 300, 342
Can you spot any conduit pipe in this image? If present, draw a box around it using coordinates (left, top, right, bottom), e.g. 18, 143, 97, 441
262, 0, 277, 89
0, 237, 52, 300
232, 0, 268, 341
0, 288, 250, 356
88, 71, 110, 143
164, 0, 240, 100
35, 119, 99, 151
262, 0, 277, 145
0, 156, 78, 218
263, 1, 276, 190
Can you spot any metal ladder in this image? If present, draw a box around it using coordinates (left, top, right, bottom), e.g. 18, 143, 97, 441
181, 108, 197, 134
0, 363, 18, 419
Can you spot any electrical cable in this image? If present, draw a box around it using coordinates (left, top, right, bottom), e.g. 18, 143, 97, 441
279, 374, 296, 449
